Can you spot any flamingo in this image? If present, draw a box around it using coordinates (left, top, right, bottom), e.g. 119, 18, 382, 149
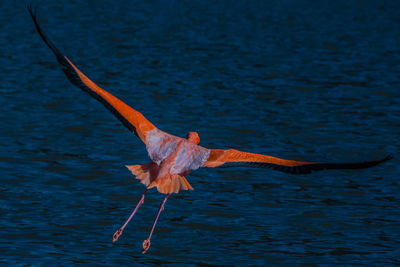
28, 7, 392, 253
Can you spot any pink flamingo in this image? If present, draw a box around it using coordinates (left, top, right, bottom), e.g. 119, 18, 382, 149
29, 7, 392, 253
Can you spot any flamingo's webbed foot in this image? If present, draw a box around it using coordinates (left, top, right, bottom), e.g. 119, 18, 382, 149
113, 229, 122, 242
142, 239, 151, 254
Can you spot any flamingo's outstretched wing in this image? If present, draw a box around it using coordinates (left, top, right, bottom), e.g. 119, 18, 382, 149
28, 7, 158, 144
203, 149, 392, 174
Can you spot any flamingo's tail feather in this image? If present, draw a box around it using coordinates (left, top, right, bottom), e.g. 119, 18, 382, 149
126, 163, 157, 187
149, 174, 193, 194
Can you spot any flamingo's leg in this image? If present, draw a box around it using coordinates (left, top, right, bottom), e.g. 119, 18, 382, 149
113, 188, 148, 242
142, 193, 170, 254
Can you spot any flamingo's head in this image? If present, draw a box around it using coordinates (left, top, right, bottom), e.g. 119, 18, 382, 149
186, 132, 200, 144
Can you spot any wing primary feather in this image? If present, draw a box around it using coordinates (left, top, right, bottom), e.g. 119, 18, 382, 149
28, 6, 70, 69
28, 6, 148, 137
215, 154, 392, 175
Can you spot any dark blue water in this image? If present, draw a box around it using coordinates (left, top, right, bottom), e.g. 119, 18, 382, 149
1, 0, 399, 265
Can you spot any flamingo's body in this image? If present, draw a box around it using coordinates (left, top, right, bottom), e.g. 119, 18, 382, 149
127, 129, 209, 194
29, 7, 392, 253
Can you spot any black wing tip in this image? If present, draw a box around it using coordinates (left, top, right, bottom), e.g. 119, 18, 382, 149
27, 5, 39, 28
308, 153, 393, 172
28, 5, 68, 66
27, 5, 39, 27
27, 4, 36, 15
383, 154, 393, 162
366, 154, 393, 166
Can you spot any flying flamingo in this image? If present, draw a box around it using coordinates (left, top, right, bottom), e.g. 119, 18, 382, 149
28, 7, 392, 253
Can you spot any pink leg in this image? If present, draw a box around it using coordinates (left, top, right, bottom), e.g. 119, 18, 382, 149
113, 188, 148, 242
142, 193, 170, 254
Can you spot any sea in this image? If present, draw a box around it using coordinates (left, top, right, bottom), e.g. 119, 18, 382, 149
1, 0, 399, 265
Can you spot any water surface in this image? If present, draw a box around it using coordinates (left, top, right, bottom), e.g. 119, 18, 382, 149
1, 0, 399, 265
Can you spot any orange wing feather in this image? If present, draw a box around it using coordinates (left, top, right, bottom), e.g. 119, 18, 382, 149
64, 58, 156, 142
28, 7, 155, 143
204, 149, 313, 168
